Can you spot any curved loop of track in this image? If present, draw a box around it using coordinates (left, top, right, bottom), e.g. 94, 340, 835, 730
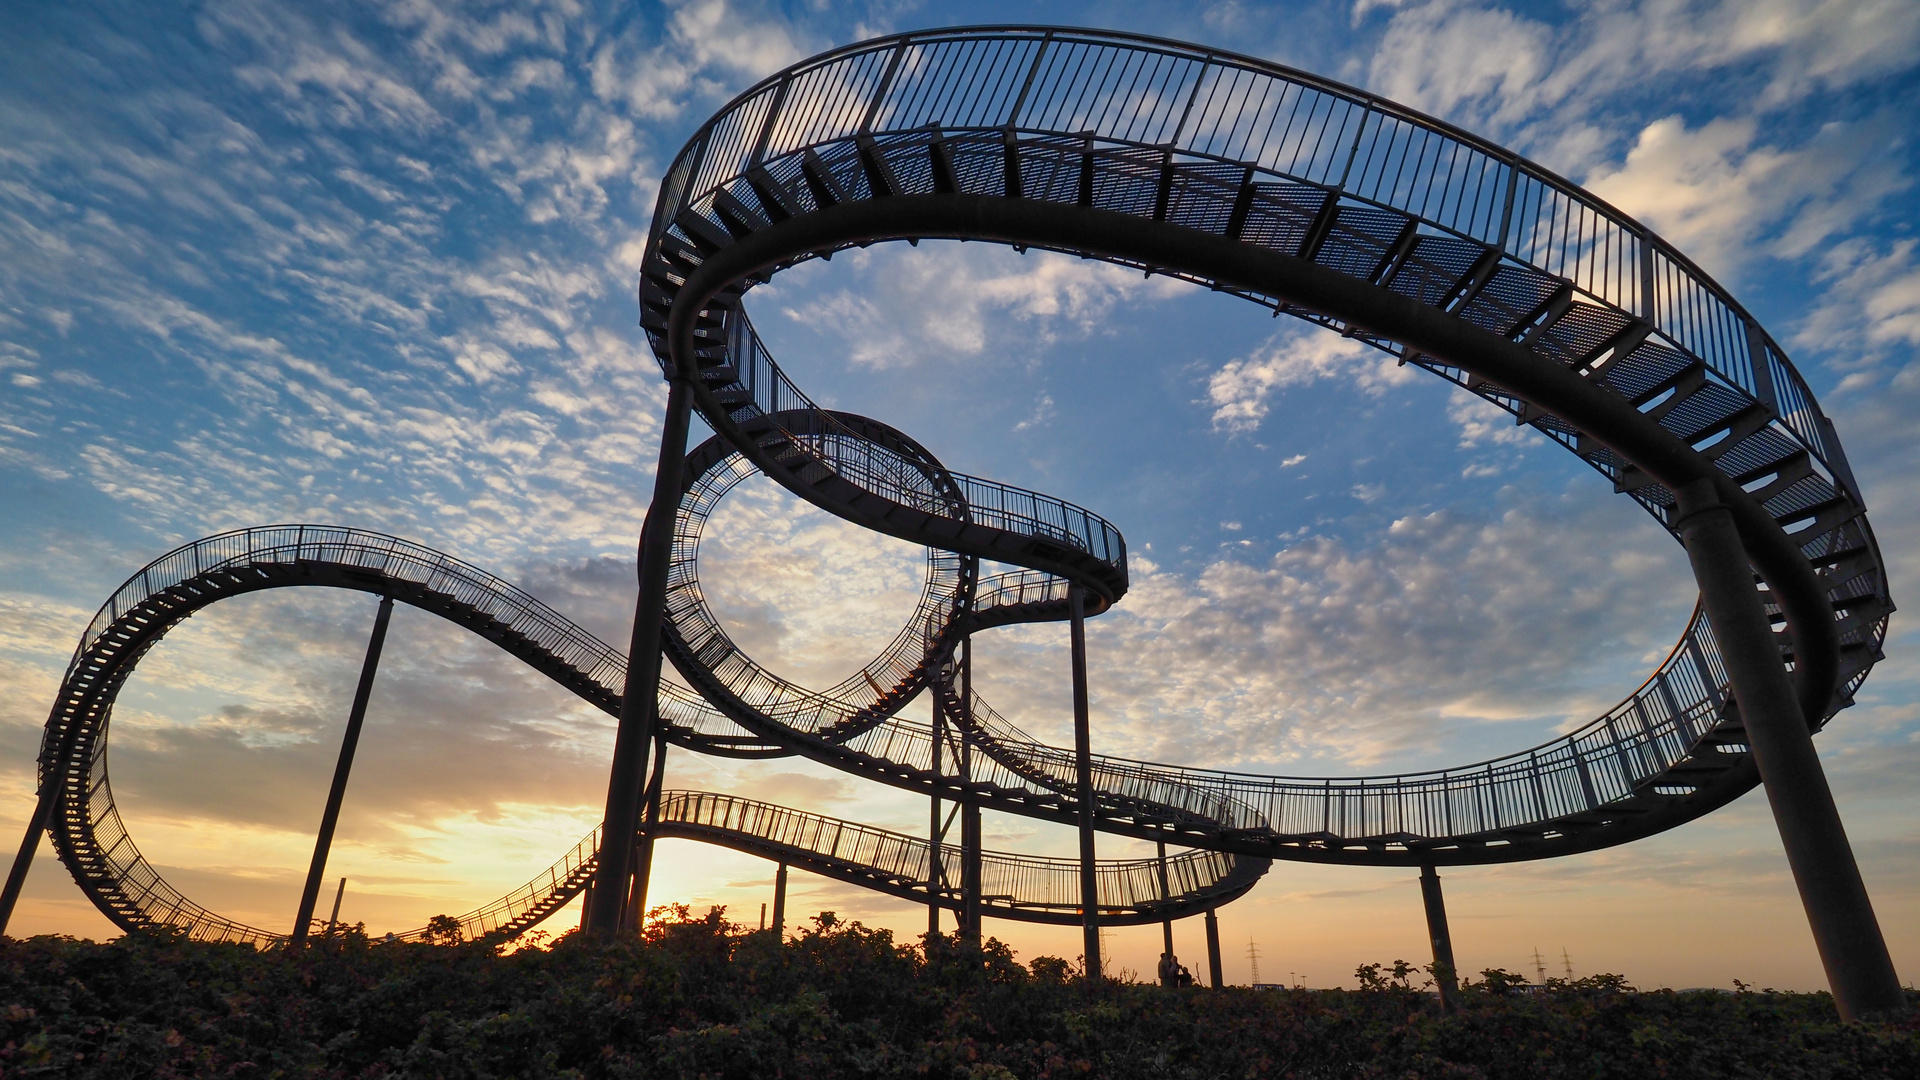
638, 24, 1889, 867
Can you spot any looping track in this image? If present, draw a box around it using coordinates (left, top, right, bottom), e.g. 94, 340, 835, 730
33, 26, 1889, 946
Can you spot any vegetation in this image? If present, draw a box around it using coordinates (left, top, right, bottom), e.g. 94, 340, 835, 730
3, 905, 1915, 1078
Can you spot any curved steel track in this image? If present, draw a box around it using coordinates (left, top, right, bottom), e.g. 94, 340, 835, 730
28, 26, 1888, 945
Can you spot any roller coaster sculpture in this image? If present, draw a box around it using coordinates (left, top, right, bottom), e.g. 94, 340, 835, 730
2, 27, 1903, 1018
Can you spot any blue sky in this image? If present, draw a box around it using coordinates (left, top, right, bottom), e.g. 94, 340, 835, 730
2, 0, 1918, 989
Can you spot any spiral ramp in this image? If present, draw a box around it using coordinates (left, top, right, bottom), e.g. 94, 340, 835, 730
17, 27, 1890, 952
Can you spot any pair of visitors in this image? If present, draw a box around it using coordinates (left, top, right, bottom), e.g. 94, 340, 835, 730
1157, 952, 1194, 987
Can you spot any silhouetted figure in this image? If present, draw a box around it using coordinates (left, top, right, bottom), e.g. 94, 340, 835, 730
1177, 963, 1194, 987
1158, 951, 1180, 987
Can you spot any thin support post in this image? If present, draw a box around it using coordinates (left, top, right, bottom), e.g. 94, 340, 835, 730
292, 594, 394, 943
326, 877, 347, 936
1673, 478, 1904, 1020
1205, 907, 1224, 988
0, 781, 58, 936
590, 378, 695, 935
772, 861, 788, 936
1068, 584, 1100, 980
627, 734, 669, 932
929, 683, 943, 939
1156, 840, 1174, 965
1420, 864, 1459, 1012
960, 635, 982, 943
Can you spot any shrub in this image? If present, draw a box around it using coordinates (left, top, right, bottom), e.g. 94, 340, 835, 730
2, 914, 1914, 1078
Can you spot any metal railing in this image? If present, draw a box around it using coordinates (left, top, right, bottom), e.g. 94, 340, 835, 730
651, 24, 1865, 519
655, 789, 1247, 911
714, 311, 1127, 570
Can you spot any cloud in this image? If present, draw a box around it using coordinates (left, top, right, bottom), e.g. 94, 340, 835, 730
770, 244, 1194, 371
1798, 239, 1920, 376
588, 0, 804, 121
1206, 326, 1417, 433
1366, 1, 1920, 147
966, 486, 1694, 773
1584, 111, 1910, 281
1365, 0, 1550, 130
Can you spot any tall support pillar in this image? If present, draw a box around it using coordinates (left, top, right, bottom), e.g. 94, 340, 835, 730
590, 378, 695, 935
626, 734, 669, 932
959, 636, 982, 943
929, 683, 944, 939
1068, 584, 1101, 980
1204, 908, 1224, 988
0, 781, 57, 937
326, 876, 349, 933
1419, 864, 1458, 1012
1156, 840, 1174, 970
293, 594, 394, 943
1674, 478, 1903, 1020
772, 860, 788, 936
326, 877, 348, 936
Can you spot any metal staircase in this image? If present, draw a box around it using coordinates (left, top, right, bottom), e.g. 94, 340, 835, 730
22, 27, 1891, 949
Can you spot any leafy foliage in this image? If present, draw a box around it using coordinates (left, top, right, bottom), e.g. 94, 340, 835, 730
2, 911, 1914, 1078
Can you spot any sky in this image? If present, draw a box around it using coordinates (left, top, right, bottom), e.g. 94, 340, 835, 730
1, 0, 1917, 991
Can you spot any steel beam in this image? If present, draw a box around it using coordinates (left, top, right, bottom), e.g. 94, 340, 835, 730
292, 594, 393, 943
1069, 583, 1100, 979
1672, 478, 1903, 1020
590, 377, 695, 934
1419, 864, 1459, 1012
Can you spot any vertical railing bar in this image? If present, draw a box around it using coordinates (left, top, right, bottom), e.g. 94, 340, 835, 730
1006, 32, 1054, 128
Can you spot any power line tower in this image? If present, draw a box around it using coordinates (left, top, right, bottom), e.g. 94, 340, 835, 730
1532, 948, 1548, 984
1562, 948, 1574, 979
1246, 937, 1262, 985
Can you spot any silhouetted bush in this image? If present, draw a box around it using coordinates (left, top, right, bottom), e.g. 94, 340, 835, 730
3, 907, 1914, 1078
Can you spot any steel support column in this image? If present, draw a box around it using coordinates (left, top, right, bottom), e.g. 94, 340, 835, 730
627, 733, 669, 932
590, 377, 695, 935
1156, 840, 1175, 971
929, 683, 944, 938
292, 594, 393, 943
1069, 583, 1100, 980
772, 860, 788, 935
325, 877, 347, 937
1205, 907, 1224, 988
1673, 478, 1903, 1020
960, 636, 983, 943
1419, 864, 1458, 1012
0, 781, 56, 936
